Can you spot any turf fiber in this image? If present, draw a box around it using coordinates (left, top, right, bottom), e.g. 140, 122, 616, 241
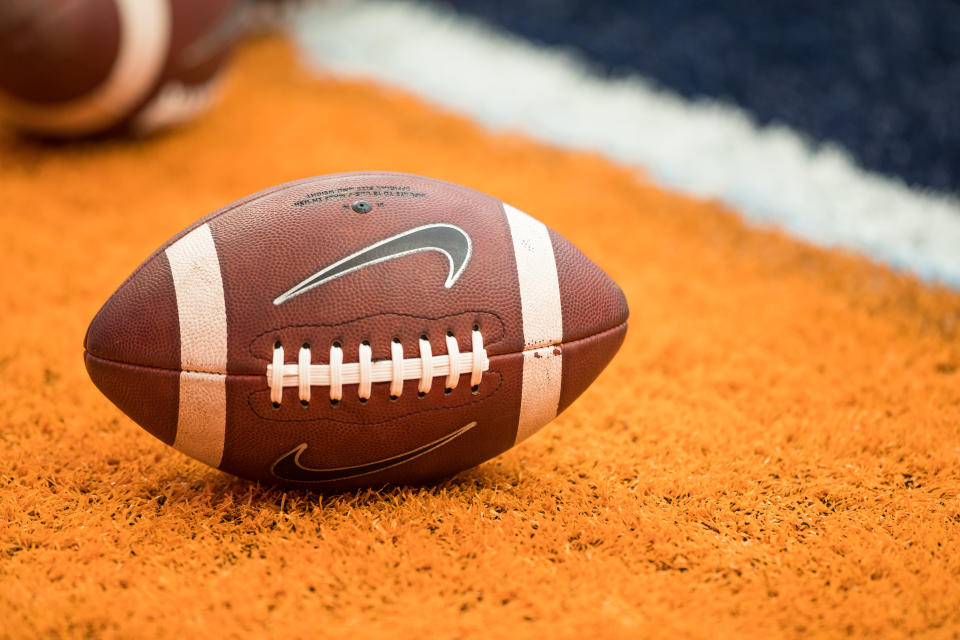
1, 39, 958, 639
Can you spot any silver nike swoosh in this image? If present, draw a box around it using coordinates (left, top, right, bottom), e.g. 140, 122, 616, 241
273, 223, 472, 305
180, 3, 248, 69
270, 422, 477, 483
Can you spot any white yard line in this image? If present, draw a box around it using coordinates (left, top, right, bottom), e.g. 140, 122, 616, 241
295, 0, 960, 287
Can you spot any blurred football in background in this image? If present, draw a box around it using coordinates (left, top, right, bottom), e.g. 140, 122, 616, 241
0, 0, 246, 138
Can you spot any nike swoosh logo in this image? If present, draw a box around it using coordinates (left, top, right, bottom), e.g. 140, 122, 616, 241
180, 3, 248, 69
273, 223, 472, 305
270, 422, 477, 483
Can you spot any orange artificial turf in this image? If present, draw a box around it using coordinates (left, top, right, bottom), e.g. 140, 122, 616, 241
1, 38, 959, 639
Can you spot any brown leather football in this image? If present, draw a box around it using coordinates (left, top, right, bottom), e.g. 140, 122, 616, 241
0, 0, 245, 138
84, 172, 629, 489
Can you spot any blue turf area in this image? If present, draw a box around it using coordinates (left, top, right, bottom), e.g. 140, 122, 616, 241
438, 0, 960, 193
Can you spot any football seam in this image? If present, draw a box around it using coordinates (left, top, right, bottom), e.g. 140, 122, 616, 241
245, 310, 508, 362
246, 371, 505, 425
83, 320, 628, 377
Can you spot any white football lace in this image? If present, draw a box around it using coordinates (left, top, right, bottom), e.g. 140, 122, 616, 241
266, 329, 489, 406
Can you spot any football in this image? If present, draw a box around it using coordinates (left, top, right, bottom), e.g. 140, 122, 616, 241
84, 172, 629, 489
0, 0, 245, 138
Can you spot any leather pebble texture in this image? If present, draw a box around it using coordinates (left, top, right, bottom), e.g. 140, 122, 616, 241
84, 171, 630, 489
